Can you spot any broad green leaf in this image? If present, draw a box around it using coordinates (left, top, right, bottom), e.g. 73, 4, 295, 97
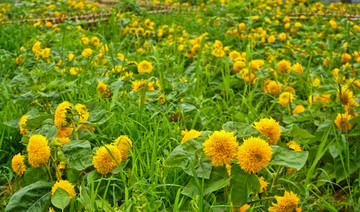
23, 167, 49, 186
3, 118, 20, 129
283, 124, 315, 139
230, 165, 260, 206
283, 110, 313, 124
182, 166, 230, 198
164, 139, 203, 168
183, 157, 212, 179
270, 146, 308, 171
88, 110, 113, 125
222, 121, 259, 138
51, 188, 70, 210
63, 140, 93, 171
5, 181, 54, 212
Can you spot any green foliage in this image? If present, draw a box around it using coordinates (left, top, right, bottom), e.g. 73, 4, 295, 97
5, 181, 54, 212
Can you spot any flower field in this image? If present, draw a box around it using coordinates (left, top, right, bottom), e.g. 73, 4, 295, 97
1, 0, 360, 211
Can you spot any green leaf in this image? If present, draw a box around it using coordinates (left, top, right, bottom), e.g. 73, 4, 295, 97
230, 165, 260, 206
51, 188, 70, 210
283, 110, 313, 124
222, 121, 260, 138
182, 166, 230, 198
183, 157, 212, 179
3, 118, 20, 129
23, 167, 49, 186
270, 146, 309, 171
164, 139, 203, 168
88, 110, 113, 125
63, 140, 93, 171
5, 181, 54, 212
283, 124, 315, 139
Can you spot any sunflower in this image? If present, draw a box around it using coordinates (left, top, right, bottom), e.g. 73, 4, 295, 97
286, 141, 302, 151
97, 81, 110, 98
203, 130, 239, 166
112, 135, 133, 160
277, 60, 291, 75
54, 101, 73, 127
233, 61, 246, 73
264, 80, 282, 95
51, 180, 76, 199
19, 115, 29, 135
81, 48, 93, 58
237, 137, 272, 174
27, 134, 51, 168
337, 86, 357, 106
132, 79, 155, 92
292, 105, 305, 115
11, 153, 26, 176
291, 62, 303, 76
56, 127, 73, 138
258, 177, 269, 194
268, 191, 301, 212
334, 113, 353, 131
75, 103, 89, 122
92, 145, 122, 175
229, 51, 242, 61
279, 92, 294, 106
138, 60, 153, 73
253, 118, 281, 145
181, 129, 202, 144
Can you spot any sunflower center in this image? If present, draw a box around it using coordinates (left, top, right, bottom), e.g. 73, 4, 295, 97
254, 154, 262, 162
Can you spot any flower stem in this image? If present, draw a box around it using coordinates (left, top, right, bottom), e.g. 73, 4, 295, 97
270, 166, 282, 192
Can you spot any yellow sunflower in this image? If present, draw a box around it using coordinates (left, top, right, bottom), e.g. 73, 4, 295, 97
334, 113, 353, 131
132, 79, 155, 92
112, 135, 133, 160
92, 145, 122, 175
11, 153, 26, 176
54, 101, 73, 127
203, 130, 239, 166
181, 129, 202, 144
138, 60, 153, 73
236, 137, 272, 174
97, 81, 110, 98
51, 180, 76, 199
268, 191, 301, 212
258, 177, 269, 194
253, 118, 281, 145
75, 103, 89, 122
286, 141, 302, 151
277, 60, 291, 75
27, 134, 51, 168
292, 105, 305, 115
279, 92, 294, 106
19, 115, 30, 135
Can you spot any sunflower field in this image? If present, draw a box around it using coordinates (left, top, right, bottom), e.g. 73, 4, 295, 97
1, 0, 360, 211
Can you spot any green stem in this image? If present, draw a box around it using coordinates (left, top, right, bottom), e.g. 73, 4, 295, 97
270, 166, 282, 192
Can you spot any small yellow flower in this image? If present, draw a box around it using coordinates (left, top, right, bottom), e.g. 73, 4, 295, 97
181, 129, 201, 144
292, 105, 306, 115
97, 81, 110, 98
92, 145, 122, 175
27, 134, 51, 168
277, 60, 292, 75
54, 101, 73, 127
138, 60, 153, 73
51, 180, 76, 199
279, 92, 294, 106
258, 177, 269, 194
253, 118, 281, 145
112, 136, 133, 160
12, 153, 26, 176
268, 191, 301, 212
203, 130, 238, 166
237, 137, 272, 174
19, 115, 30, 135
81, 48, 93, 58
286, 140, 302, 151
334, 113, 353, 131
